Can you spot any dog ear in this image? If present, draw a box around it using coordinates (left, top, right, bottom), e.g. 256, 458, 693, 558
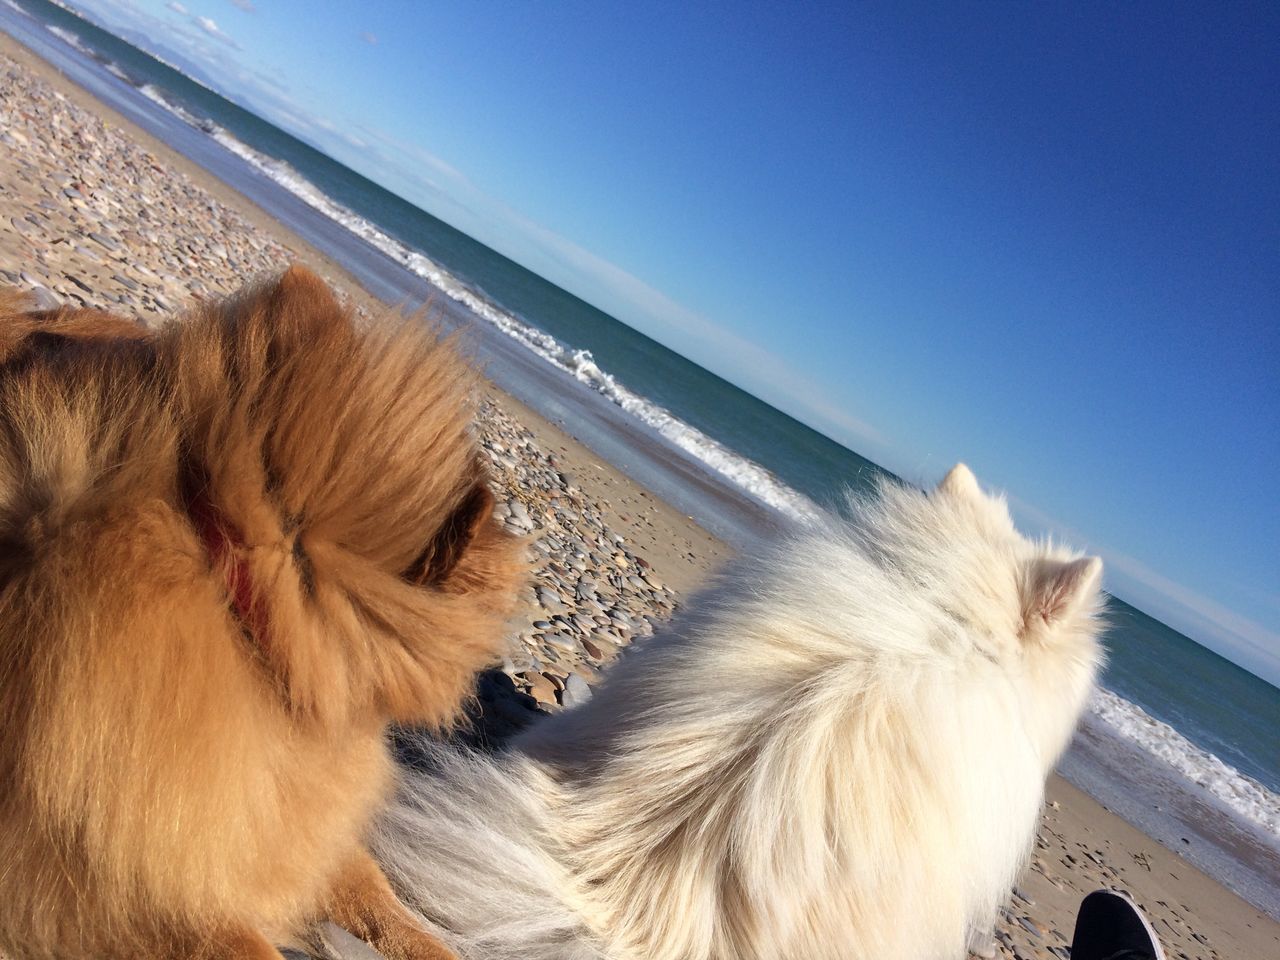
258, 264, 343, 355
268, 264, 337, 313
1024, 556, 1103, 628
406, 481, 498, 588
938, 462, 981, 499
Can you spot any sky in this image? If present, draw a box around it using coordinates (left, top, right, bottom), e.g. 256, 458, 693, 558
40, 0, 1280, 686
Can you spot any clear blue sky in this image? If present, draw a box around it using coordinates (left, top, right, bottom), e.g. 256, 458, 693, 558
64, 0, 1279, 685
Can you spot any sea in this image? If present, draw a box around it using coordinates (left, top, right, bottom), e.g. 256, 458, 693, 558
3, 0, 1278, 918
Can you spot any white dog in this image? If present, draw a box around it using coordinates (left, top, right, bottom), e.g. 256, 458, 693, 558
375, 464, 1106, 960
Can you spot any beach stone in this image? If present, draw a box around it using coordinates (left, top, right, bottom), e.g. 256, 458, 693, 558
543, 632, 578, 654
29, 285, 60, 310
536, 587, 567, 612
1016, 916, 1044, 938
590, 634, 623, 659
524, 671, 557, 706
562, 673, 592, 708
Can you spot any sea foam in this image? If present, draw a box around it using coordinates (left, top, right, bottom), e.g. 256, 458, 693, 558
44, 23, 90, 56
1090, 687, 1279, 835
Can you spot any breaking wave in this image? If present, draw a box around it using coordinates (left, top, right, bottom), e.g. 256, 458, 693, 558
1090, 687, 1278, 835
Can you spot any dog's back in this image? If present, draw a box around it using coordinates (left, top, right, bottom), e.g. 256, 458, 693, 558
0, 296, 207, 954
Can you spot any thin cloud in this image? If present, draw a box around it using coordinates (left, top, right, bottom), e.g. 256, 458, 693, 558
194, 16, 238, 48
351, 123, 470, 182
228, 0, 255, 11
166, 1, 188, 13
361, 31, 378, 45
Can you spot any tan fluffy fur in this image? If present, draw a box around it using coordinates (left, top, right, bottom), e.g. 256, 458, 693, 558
0, 267, 525, 959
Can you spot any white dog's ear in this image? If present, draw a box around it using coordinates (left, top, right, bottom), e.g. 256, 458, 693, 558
938, 463, 981, 499
1025, 556, 1103, 628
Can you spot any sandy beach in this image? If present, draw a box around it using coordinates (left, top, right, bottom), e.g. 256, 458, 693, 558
1, 30, 1276, 960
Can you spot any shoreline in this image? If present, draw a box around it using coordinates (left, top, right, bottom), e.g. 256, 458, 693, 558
1, 28, 1277, 960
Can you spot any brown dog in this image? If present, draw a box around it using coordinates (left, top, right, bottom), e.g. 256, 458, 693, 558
0, 266, 525, 959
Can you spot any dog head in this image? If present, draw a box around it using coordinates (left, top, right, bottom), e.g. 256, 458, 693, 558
855, 462, 1106, 765
167, 266, 526, 730
0, 268, 525, 734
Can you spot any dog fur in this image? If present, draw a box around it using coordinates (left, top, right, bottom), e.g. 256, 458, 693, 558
375, 464, 1106, 960
0, 266, 525, 959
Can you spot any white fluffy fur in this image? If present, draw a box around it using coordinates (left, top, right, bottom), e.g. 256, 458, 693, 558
374, 465, 1105, 960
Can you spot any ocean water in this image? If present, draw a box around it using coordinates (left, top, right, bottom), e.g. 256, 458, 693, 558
4, 0, 1278, 914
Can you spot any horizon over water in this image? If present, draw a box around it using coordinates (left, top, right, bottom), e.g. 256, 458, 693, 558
3, 0, 1278, 917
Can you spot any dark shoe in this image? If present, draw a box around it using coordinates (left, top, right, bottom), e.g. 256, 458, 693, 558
1070, 889, 1166, 960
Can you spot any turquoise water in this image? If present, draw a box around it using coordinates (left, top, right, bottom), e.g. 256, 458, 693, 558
3, 0, 1277, 899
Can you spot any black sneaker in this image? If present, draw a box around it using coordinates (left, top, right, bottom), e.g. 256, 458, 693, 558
1070, 889, 1166, 960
